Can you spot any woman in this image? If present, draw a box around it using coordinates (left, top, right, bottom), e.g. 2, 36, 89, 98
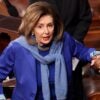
0, 1, 99, 100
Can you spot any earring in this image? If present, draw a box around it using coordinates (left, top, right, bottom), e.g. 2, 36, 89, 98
31, 33, 35, 39
32, 33, 34, 36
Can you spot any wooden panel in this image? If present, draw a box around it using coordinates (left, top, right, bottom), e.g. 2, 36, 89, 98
84, 0, 100, 50
84, 30, 100, 49
0, 28, 19, 40
0, 15, 20, 40
0, 15, 21, 31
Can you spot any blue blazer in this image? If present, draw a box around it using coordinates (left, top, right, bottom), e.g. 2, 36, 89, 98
0, 32, 95, 100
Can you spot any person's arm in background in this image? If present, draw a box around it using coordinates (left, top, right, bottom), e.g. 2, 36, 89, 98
7, 0, 29, 17
3, 0, 19, 17
73, 0, 92, 43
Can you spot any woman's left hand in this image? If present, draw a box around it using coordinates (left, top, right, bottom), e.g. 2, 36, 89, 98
91, 55, 100, 69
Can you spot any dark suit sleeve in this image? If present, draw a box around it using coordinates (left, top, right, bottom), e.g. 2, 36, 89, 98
73, 0, 92, 42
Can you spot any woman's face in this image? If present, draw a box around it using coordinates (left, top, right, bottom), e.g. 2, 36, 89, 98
33, 15, 54, 46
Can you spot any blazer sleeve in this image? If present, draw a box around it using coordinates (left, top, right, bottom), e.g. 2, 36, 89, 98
73, 0, 92, 42
0, 43, 14, 94
64, 32, 95, 62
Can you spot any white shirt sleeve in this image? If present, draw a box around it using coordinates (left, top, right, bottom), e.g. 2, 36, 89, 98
0, 94, 6, 100
90, 51, 100, 57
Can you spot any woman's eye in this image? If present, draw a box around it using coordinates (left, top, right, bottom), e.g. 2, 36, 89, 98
48, 24, 54, 28
48, 25, 52, 28
38, 26, 42, 28
49, 25, 52, 27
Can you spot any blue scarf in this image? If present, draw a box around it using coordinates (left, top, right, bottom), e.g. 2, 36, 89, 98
14, 36, 68, 100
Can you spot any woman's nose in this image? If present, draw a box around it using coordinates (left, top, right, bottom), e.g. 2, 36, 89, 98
44, 27, 49, 34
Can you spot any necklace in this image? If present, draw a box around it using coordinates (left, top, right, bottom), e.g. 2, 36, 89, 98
38, 43, 51, 51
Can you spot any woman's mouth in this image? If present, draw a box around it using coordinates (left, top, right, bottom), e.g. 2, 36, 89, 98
43, 36, 50, 41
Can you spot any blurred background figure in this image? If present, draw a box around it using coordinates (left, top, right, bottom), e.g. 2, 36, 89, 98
0, 0, 29, 17
4, 0, 29, 17
3, 0, 19, 17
